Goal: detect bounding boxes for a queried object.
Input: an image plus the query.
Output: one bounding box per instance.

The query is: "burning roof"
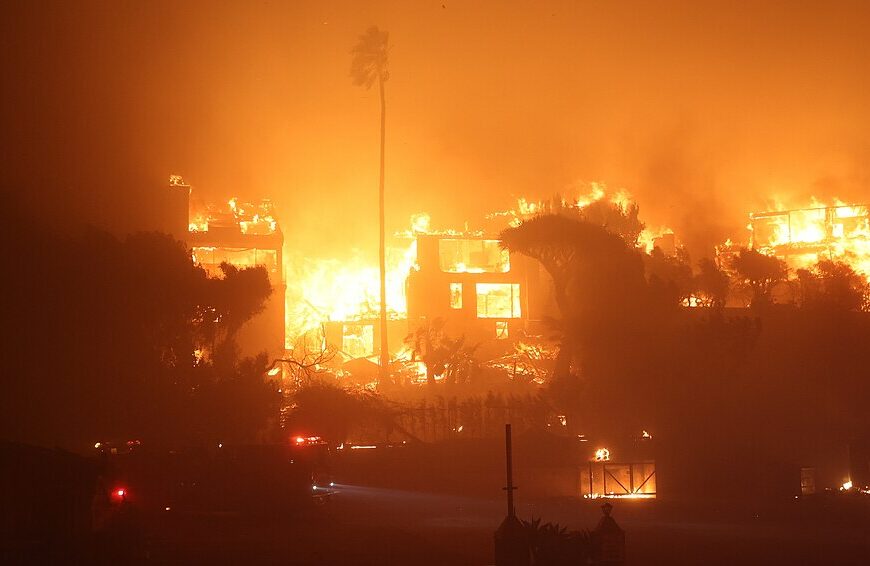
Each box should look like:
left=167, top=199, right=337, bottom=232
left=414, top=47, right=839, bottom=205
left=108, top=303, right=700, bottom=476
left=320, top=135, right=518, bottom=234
left=189, top=197, right=279, bottom=237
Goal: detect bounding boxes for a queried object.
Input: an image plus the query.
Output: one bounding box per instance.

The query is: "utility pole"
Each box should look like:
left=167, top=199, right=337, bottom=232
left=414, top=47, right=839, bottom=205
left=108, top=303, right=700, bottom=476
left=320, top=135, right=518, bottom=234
left=494, top=424, right=528, bottom=566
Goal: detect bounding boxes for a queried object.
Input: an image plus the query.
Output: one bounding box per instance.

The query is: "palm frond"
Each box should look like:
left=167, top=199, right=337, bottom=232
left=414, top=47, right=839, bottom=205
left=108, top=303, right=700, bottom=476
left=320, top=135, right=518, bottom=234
left=351, top=26, right=390, bottom=89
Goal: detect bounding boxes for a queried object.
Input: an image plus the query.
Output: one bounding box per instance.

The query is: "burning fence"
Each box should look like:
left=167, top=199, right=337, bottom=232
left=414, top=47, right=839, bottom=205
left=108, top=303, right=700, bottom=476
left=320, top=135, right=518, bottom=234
left=581, top=460, right=657, bottom=500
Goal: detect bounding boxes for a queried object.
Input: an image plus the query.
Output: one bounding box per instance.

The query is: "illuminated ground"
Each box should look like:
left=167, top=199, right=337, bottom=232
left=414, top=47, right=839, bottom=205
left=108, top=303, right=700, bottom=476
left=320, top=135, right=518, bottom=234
left=139, top=484, right=869, bottom=565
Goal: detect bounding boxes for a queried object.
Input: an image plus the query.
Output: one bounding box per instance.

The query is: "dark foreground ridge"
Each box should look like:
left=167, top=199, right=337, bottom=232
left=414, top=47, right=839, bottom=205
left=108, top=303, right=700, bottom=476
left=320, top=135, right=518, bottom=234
left=3, top=440, right=869, bottom=565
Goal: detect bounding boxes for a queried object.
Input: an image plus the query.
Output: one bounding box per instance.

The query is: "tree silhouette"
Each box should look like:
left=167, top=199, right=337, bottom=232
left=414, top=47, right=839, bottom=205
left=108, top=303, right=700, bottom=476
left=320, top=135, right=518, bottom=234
left=731, top=248, right=787, bottom=307
left=576, top=199, right=645, bottom=246
left=352, top=26, right=391, bottom=381
left=0, top=216, right=277, bottom=449
left=796, top=259, right=869, bottom=312
left=500, top=215, right=583, bottom=377
left=644, top=247, right=693, bottom=304
left=523, top=194, right=645, bottom=246
left=201, top=261, right=272, bottom=355
left=522, top=517, right=592, bottom=566
left=499, top=215, right=649, bottom=377
left=693, top=257, right=730, bottom=307
left=287, top=381, right=395, bottom=444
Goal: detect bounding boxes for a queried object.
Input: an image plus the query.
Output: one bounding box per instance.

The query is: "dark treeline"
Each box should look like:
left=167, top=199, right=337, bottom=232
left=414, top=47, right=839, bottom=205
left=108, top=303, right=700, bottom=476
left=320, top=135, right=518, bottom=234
left=0, top=203, right=279, bottom=451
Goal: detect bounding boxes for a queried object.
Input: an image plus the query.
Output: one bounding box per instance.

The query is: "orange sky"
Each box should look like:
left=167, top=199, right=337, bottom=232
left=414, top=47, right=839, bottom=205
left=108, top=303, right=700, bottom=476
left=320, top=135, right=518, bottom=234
left=3, top=1, right=869, bottom=257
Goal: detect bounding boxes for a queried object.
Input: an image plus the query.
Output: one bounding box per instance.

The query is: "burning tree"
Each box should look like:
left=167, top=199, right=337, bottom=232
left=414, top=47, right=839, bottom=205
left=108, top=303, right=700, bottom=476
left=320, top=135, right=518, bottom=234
left=574, top=198, right=644, bottom=247
left=499, top=215, right=587, bottom=377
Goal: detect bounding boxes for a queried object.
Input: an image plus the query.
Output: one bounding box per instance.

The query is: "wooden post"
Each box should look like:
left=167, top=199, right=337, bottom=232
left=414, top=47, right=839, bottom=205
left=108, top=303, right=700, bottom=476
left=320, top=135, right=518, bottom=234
left=505, top=423, right=516, bottom=516
left=494, top=423, right=528, bottom=566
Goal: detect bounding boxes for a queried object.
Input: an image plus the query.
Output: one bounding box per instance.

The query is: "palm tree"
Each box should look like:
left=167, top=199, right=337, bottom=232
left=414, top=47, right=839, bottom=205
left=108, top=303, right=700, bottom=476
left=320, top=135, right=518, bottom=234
left=351, top=26, right=390, bottom=381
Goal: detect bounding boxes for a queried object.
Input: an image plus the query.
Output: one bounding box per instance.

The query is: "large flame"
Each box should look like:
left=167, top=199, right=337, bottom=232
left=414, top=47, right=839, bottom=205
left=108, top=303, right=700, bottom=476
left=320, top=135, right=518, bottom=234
left=284, top=240, right=418, bottom=344
left=284, top=216, right=428, bottom=346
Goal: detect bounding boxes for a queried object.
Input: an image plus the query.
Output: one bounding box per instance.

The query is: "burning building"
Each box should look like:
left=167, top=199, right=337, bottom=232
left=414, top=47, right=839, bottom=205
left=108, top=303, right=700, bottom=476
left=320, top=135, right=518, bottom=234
left=749, top=202, right=870, bottom=276
left=711, top=199, right=870, bottom=307
left=166, top=176, right=286, bottom=361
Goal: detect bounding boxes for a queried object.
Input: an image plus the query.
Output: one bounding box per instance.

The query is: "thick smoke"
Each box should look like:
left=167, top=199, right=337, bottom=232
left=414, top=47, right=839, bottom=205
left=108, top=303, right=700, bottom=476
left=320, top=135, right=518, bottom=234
left=3, top=1, right=869, bottom=256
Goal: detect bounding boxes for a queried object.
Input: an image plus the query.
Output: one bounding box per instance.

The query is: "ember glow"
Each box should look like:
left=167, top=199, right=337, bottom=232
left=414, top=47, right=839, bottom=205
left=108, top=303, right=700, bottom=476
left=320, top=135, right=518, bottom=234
left=594, top=448, right=611, bottom=462
left=583, top=493, right=655, bottom=500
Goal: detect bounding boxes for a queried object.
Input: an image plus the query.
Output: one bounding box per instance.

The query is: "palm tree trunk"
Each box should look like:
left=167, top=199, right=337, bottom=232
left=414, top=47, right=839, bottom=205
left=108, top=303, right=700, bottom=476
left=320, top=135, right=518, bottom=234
left=553, top=282, right=572, bottom=378
left=378, top=77, right=390, bottom=381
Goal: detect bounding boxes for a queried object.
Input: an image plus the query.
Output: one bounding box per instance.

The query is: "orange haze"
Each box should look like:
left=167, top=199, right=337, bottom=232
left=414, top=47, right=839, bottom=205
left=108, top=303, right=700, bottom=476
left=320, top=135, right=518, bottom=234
left=3, top=1, right=870, bottom=261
